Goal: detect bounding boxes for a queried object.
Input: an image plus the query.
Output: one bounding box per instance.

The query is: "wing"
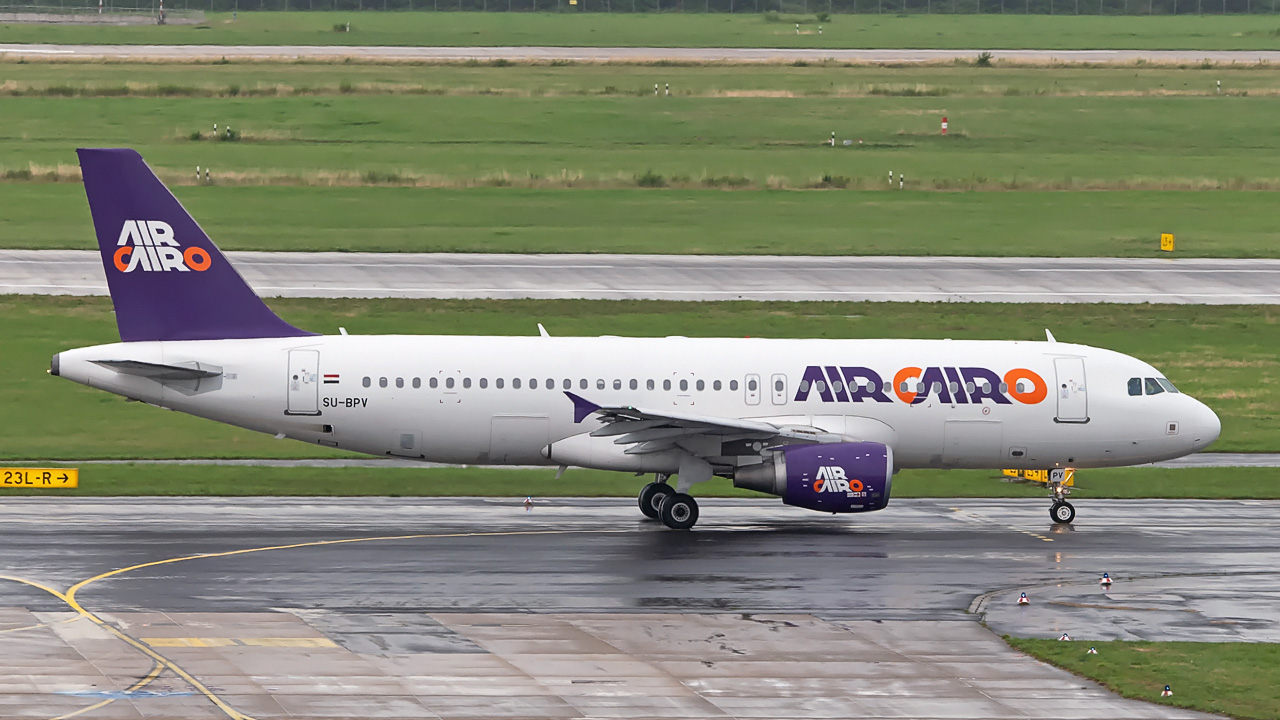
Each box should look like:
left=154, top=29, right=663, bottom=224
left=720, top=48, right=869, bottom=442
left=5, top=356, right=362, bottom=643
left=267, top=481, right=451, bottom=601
left=564, top=391, right=845, bottom=459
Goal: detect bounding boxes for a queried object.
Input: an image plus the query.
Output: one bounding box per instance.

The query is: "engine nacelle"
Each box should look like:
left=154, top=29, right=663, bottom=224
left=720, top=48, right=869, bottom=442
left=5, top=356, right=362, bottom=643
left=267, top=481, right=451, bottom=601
left=733, top=442, right=893, bottom=513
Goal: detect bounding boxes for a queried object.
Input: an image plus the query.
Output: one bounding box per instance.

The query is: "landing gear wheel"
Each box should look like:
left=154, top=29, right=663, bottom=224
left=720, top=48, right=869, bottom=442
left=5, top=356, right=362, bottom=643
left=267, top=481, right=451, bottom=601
left=1050, top=501, right=1076, bottom=525
left=638, top=482, right=673, bottom=520
left=659, top=493, right=699, bottom=530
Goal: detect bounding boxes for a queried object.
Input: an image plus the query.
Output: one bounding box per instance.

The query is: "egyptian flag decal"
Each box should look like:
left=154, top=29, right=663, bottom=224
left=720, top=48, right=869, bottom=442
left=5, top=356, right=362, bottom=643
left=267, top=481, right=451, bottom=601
left=323, top=374, right=340, bottom=385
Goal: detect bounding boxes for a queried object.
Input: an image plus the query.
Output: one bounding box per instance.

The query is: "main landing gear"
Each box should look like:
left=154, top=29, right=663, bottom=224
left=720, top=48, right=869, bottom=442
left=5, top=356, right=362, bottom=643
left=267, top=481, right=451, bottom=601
left=638, top=474, right=700, bottom=530
left=1048, top=471, right=1075, bottom=524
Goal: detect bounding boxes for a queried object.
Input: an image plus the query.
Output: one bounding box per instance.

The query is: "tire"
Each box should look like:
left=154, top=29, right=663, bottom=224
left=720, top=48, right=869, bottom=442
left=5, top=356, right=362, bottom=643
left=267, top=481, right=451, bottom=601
left=659, top=493, right=699, bottom=530
left=638, top=482, right=673, bottom=520
left=1050, top=501, right=1076, bottom=525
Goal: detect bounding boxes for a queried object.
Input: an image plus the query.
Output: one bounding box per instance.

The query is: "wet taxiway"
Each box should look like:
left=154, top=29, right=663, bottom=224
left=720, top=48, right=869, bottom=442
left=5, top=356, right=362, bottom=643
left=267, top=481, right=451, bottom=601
left=4, top=497, right=1270, bottom=719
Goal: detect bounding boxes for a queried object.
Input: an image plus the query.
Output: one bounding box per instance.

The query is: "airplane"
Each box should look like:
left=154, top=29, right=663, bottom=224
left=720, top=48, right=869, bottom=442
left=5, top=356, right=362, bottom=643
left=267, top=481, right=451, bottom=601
left=50, top=149, right=1221, bottom=530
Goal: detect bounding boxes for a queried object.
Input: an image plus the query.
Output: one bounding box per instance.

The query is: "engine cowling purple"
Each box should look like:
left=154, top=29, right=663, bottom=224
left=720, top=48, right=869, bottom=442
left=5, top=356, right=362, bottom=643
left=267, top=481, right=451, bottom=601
left=734, top=442, right=893, bottom=514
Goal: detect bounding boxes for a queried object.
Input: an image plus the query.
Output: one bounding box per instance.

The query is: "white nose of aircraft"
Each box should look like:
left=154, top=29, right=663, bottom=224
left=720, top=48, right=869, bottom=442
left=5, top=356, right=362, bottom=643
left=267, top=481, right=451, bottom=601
left=1189, top=397, right=1222, bottom=451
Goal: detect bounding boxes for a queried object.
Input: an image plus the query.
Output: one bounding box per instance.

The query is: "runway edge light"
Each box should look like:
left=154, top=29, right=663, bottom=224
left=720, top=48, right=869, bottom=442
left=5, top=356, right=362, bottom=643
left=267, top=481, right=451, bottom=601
left=1059, top=633, right=1070, bottom=641
left=1100, top=572, right=1112, bottom=586
left=1017, top=592, right=1029, bottom=606
left=1087, top=646, right=1098, bottom=655
left=1161, top=685, right=1173, bottom=697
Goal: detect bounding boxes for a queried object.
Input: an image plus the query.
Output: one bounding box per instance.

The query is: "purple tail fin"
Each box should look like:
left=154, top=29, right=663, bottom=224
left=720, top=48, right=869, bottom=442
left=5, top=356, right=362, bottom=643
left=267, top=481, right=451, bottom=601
left=78, top=148, right=316, bottom=343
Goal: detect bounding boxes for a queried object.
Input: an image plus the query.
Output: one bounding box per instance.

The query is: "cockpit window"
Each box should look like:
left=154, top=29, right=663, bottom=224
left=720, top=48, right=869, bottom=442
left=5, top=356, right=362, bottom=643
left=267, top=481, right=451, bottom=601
left=1127, top=378, right=1142, bottom=396
left=1144, top=377, right=1165, bottom=395
left=1157, top=378, right=1180, bottom=394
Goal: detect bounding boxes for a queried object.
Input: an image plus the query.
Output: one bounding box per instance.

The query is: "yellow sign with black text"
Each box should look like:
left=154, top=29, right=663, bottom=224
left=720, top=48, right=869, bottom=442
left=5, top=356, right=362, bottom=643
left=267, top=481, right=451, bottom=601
left=1, top=468, right=78, bottom=488
left=1160, top=233, right=1175, bottom=252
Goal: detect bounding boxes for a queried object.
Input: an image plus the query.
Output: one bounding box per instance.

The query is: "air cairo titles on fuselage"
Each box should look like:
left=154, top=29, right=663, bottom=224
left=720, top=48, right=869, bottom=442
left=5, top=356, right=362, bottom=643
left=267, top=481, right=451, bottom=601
left=795, top=365, right=1048, bottom=406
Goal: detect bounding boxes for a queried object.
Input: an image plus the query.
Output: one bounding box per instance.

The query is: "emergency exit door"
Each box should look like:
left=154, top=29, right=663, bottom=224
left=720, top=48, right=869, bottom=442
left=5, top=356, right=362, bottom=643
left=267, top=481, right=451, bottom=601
left=1054, top=357, right=1088, bottom=423
left=286, top=349, right=320, bottom=415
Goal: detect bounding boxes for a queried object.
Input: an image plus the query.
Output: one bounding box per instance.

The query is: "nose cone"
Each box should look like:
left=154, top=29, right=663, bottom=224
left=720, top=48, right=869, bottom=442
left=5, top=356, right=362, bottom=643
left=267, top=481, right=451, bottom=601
left=1190, top=398, right=1221, bottom=451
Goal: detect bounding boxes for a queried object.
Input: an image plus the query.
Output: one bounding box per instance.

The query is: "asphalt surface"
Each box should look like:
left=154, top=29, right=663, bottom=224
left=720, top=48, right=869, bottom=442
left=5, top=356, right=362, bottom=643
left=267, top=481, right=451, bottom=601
left=7, top=250, right=1280, bottom=303
left=2, top=43, right=1278, bottom=64
left=5, top=497, right=1269, bottom=719
left=2, top=497, right=1275, bottom=637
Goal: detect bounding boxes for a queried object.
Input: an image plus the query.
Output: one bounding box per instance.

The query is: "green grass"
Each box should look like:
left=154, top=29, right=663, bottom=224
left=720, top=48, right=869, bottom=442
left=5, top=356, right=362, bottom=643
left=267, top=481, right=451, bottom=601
left=5, top=74, right=1278, bottom=189
left=1009, top=638, right=1280, bottom=720
left=7, top=184, right=1279, bottom=257
left=2, top=61, right=1279, bottom=256
left=6, top=295, right=1276, bottom=459
left=2, top=13, right=1280, bottom=49
left=1, top=464, right=1278, bottom=498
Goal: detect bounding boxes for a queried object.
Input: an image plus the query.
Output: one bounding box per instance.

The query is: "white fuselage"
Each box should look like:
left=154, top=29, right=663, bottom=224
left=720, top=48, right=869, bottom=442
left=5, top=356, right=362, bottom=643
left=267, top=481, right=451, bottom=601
left=54, top=335, right=1221, bottom=473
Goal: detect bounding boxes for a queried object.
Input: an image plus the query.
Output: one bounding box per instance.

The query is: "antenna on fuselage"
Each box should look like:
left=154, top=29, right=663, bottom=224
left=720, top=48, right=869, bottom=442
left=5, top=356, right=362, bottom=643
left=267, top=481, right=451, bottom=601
left=538, top=323, right=550, bottom=338
left=1045, top=329, right=1056, bottom=343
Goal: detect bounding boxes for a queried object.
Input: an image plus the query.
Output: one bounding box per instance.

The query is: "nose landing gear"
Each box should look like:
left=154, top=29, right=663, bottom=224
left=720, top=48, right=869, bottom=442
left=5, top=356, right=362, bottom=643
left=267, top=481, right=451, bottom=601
left=1048, top=470, right=1075, bottom=524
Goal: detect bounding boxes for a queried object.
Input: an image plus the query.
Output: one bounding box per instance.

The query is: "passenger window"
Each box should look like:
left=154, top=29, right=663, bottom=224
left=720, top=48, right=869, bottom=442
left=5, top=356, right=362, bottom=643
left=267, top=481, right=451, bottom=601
left=530, top=378, right=538, bottom=389
left=496, top=378, right=504, bottom=389
left=614, top=379, right=622, bottom=390
left=964, top=382, right=975, bottom=394
left=630, top=379, right=638, bottom=390
left=748, top=379, right=758, bottom=391
left=899, top=382, right=909, bottom=393
left=696, top=380, right=705, bottom=391
left=597, top=379, right=605, bottom=390
left=1128, top=377, right=1142, bottom=396
left=445, top=377, right=454, bottom=389
left=775, top=379, right=784, bottom=392
left=580, top=379, right=588, bottom=390
left=948, top=382, right=958, bottom=394
left=430, top=377, right=438, bottom=389
left=714, top=380, right=722, bottom=391
left=562, top=379, right=571, bottom=390
left=379, top=377, right=388, bottom=388
left=663, top=379, right=672, bottom=391
left=1145, top=377, right=1164, bottom=395
left=513, top=378, right=521, bottom=389
left=412, top=377, right=421, bottom=389
left=730, top=380, right=739, bottom=391
left=647, top=379, right=655, bottom=390
left=362, top=377, right=371, bottom=388
left=816, top=381, right=826, bottom=393
left=463, top=378, right=471, bottom=389
left=546, top=378, right=553, bottom=390
left=998, top=382, right=1008, bottom=394
left=679, top=379, right=688, bottom=391
left=832, top=381, right=844, bottom=393
left=480, top=378, right=488, bottom=389
left=1157, top=378, right=1180, bottom=394
left=396, top=377, right=404, bottom=388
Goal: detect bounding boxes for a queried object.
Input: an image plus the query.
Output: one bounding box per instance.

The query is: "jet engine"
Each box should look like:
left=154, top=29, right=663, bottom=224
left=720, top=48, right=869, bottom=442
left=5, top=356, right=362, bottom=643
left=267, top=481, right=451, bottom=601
left=733, top=442, right=893, bottom=513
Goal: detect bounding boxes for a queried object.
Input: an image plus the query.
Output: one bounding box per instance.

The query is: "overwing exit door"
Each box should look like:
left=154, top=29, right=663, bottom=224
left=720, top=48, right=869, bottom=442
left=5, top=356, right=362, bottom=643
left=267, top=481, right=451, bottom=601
left=286, top=349, right=320, bottom=416
left=1054, top=357, right=1088, bottom=423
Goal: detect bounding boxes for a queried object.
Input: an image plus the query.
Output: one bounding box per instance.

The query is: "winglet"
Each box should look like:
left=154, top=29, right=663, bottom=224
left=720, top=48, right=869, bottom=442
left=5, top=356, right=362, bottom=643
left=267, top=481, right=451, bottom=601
left=564, top=391, right=601, bottom=423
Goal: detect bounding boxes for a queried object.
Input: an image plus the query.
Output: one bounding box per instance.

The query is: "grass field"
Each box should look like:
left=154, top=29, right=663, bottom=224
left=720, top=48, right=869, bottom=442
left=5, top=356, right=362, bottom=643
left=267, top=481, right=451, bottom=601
left=6, top=295, right=1276, bottom=459
left=1010, top=638, right=1280, bottom=720
left=3, top=61, right=1279, bottom=255
left=8, top=184, right=1279, bottom=256
left=2, top=13, right=1279, bottom=49
left=1, top=463, right=1278, bottom=497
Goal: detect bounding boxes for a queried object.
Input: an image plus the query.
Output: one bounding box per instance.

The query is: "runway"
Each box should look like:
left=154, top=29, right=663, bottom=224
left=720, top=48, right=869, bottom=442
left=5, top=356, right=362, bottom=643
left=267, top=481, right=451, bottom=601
left=2, top=43, right=1278, bottom=65
left=6, top=249, right=1280, bottom=303
left=1, top=497, right=1273, bottom=719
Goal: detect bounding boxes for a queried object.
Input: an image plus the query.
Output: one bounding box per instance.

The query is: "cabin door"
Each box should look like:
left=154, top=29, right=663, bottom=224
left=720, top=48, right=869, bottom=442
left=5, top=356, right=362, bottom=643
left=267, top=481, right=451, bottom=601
left=1054, top=357, right=1089, bottom=423
left=286, top=350, right=320, bottom=416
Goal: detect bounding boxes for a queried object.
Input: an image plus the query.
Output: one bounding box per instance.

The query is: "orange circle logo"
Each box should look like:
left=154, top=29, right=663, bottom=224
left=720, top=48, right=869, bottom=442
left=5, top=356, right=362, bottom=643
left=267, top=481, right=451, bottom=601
left=183, top=247, right=212, bottom=272
left=1004, top=368, right=1048, bottom=404
left=112, top=246, right=132, bottom=272
left=849, top=479, right=864, bottom=492
left=893, top=366, right=922, bottom=404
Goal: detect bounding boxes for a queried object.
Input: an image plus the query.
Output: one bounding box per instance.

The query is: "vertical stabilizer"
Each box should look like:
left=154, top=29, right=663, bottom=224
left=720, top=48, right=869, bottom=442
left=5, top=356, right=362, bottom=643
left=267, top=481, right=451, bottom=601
left=77, top=148, right=316, bottom=342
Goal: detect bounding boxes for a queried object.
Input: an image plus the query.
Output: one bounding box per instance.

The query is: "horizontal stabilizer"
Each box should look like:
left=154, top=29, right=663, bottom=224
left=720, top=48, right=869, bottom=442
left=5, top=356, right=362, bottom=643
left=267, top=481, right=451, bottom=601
left=92, top=359, right=222, bottom=381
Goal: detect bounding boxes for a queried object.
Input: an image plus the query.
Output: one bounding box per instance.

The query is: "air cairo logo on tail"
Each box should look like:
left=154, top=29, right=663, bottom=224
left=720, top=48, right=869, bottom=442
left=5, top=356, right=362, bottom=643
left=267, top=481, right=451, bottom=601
left=112, top=220, right=212, bottom=273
